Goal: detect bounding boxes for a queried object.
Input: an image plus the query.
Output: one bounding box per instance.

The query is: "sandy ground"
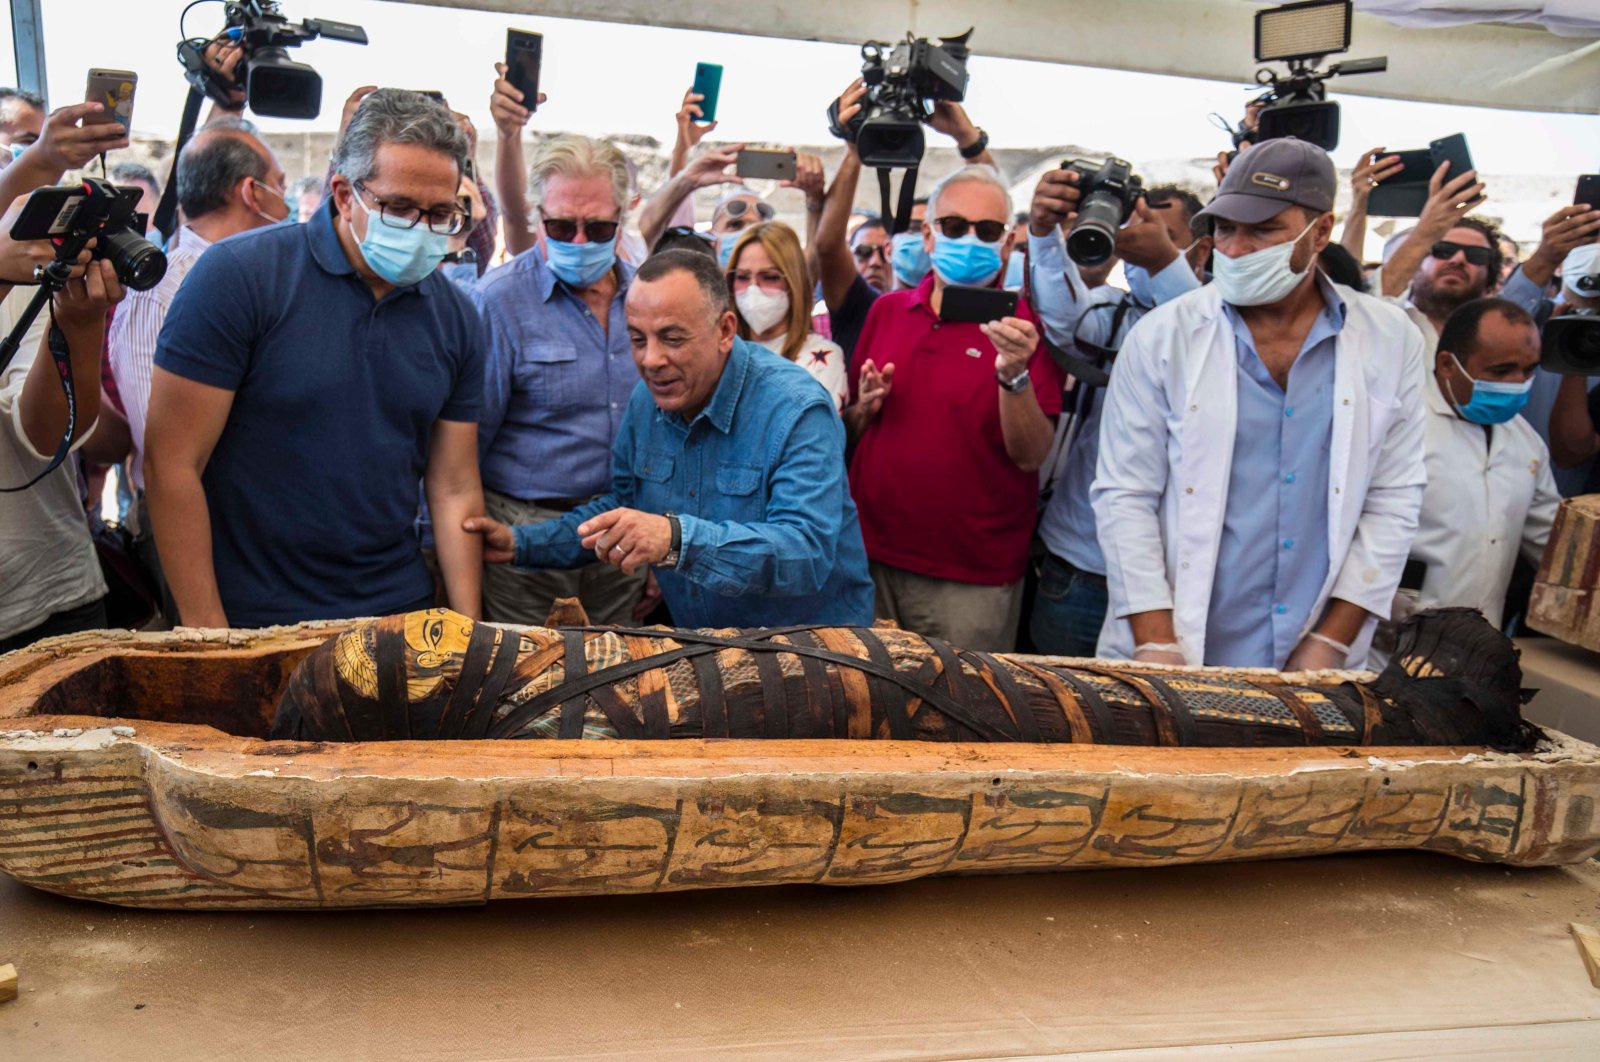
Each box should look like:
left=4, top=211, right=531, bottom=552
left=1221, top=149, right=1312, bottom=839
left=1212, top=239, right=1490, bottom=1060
left=3, top=851, right=1600, bottom=1060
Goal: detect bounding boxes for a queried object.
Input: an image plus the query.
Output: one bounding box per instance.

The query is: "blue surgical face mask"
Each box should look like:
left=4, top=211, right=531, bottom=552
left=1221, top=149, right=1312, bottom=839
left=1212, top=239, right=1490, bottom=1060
left=441, top=259, right=480, bottom=289
left=891, top=230, right=931, bottom=287
left=1003, top=249, right=1026, bottom=291
left=351, top=190, right=449, bottom=287
left=546, top=235, right=617, bottom=287
left=1123, top=263, right=1153, bottom=306
left=717, top=231, right=739, bottom=268
left=5, top=142, right=25, bottom=163
left=1446, top=351, right=1532, bottom=425
left=930, top=232, right=1003, bottom=288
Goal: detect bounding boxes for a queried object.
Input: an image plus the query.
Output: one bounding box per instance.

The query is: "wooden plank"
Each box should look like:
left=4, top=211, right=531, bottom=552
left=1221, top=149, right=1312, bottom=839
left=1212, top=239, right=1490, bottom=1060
left=1530, top=496, right=1600, bottom=652
left=1572, top=923, right=1600, bottom=989
left=0, top=961, right=16, bottom=1003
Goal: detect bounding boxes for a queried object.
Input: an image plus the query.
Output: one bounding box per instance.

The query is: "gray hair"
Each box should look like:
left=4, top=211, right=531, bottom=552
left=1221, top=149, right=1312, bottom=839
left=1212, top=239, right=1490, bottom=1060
left=331, top=89, right=467, bottom=185
left=177, top=130, right=270, bottom=219
left=927, top=165, right=1013, bottom=224
left=529, top=133, right=631, bottom=221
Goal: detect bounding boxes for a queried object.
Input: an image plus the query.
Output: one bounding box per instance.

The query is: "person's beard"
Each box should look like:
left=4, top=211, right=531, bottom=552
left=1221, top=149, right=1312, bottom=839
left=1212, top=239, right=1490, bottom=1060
left=1410, top=266, right=1487, bottom=320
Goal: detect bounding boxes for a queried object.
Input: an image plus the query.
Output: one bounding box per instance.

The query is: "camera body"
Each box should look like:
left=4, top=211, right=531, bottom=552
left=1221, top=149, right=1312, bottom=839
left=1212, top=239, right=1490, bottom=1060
left=1542, top=309, right=1600, bottom=376
left=180, top=1, right=367, bottom=119
left=1063, top=157, right=1144, bottom=267
left=838, top=29, right=972, bottom=169
left=10, top=179, right=166, bottom=291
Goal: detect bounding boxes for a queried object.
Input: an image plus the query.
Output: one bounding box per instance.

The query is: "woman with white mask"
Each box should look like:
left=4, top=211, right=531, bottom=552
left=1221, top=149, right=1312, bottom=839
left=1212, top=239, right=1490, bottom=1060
left=727, top=221, right=847, bottom=413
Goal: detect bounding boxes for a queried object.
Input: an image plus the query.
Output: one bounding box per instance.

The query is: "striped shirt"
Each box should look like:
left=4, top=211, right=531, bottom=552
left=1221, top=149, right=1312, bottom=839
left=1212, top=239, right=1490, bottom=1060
left=107, top=226, right=212, bottom=490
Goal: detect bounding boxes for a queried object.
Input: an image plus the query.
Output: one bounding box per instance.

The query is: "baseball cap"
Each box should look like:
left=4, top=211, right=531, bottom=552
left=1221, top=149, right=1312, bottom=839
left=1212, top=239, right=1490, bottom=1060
left=1197, top=138, right=1336, bottom=225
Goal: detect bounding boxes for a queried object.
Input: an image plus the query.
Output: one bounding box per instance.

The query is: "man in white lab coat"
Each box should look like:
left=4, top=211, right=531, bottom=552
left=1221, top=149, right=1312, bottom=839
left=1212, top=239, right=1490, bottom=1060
left=1092, top=138, right=1426, bottom=671
left=1389, top=297, right=1558, bottom=635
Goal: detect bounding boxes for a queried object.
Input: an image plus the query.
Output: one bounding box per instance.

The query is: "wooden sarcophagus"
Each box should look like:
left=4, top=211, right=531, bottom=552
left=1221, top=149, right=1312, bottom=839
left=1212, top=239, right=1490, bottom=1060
left=1, top=607, right=1598, bottom=910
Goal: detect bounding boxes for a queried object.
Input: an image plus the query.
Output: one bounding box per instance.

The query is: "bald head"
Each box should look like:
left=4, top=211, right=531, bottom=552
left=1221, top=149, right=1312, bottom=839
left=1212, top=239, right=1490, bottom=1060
left=177, top=129, right=285, bottom=222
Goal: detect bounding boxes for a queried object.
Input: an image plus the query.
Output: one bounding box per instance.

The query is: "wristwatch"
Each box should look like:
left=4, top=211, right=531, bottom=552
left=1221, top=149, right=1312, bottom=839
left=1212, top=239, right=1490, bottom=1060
left=958, top=128, right=990, bottom=159
left=996, top=368, right=1031, bottom=393
left=662, top=512, right=682, bottom=569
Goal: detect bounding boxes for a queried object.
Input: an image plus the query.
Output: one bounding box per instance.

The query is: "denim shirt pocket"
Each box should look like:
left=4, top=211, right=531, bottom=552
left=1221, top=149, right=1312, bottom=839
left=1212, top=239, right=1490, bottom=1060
left=512, top=342, right=578, bottom=408
left=714, top=463, right=765, bottom=521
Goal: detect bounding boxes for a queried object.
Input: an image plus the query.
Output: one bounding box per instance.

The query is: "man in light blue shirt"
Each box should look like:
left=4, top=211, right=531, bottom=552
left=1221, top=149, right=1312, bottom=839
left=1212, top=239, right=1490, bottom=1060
left=476, top=134, right=646, bottom=626
left=466, top=250, right=874, bottom=630
left=1027, top=183, right=1209, bottom=656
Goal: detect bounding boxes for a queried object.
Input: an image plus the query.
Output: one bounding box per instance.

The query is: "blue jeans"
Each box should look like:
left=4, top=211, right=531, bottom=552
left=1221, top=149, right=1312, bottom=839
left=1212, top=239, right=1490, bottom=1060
left=1028, top=552, right=1109, bottom=658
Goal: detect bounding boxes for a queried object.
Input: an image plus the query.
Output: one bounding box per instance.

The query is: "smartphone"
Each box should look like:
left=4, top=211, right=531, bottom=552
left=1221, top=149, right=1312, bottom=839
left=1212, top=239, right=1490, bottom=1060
left=10, top=184, right=121, bottom=240
left=1429, top=133, right=1476, bottom=182
left=1363, top=147, right=1432, bottom=218
left=1575, top=175, right=1600, bottom=211
left=505, top=29, right=542, bottom=113
left=736, top=149, right=796, bottom=181
left=691, top=62, right=723, bottom=125
left=84, top=69, right=136, bottom=129
left=940, top=284, right=1018, bottom=325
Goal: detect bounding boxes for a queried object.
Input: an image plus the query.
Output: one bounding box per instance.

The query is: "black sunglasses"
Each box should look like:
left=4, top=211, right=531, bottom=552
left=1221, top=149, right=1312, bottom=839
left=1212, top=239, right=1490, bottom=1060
left=934, top=215, right=1008, bottom=243
left=853, top=243, right=889, bottom=262
left=1430, top=241, right=1494, bottom=267
left=540, top=210, right=621, bottom=244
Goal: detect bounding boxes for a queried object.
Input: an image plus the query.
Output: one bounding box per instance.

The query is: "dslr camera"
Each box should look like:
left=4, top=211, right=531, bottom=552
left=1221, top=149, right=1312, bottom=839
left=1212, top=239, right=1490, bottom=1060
left=179, top=0, right=367, bottom=119
left=1062, top=157, right=1144, bottom=267
left=1541, top=267, right=1600, bottom=375
left=10, top=178, right=167, bottom=291
left=829, top=29, right=972, bottom=169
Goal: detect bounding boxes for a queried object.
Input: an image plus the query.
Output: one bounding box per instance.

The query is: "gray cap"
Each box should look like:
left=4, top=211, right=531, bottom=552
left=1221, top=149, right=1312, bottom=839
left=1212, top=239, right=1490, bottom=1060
left=1196, top=137, right=1336, bottom=225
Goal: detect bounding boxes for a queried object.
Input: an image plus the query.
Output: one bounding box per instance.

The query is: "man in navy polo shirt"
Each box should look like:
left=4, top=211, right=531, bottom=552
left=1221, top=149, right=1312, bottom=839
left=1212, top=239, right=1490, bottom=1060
left=145, top=90, right=487, bottom=628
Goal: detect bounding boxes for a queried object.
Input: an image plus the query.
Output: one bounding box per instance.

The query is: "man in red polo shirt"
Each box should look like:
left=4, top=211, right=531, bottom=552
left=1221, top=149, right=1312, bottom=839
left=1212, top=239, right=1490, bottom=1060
left=847, top=165, right=1066, bottom=651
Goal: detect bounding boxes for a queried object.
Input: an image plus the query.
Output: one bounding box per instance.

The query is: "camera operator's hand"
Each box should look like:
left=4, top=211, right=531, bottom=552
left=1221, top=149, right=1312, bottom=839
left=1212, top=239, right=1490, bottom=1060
left=337, top=85, right=379, bottom=143
left=53, top=258, right=125, bottom=326
left=675, top=89, right=716, bottom=149
left=1115, top=198, right=1180, bottom=272
left=831, top=79, right=867, bottom=157
left=0, top=199, right=82, bottom=285
left=1523, top=203, right=1600, bottom=288
left=1350, top=146, right=1403, bottom=209
left=929, top=102, right=979, bottom=150
left=781, top=150, right=826, bottom=211
left=1029, top=168, right=1082, bottom=238
left=1415, top=161, right=1486, bottom=243
left=490, top=63, right=546, bottom=138
left=1211, top=142, right=1250, bottom=187
left=202, top=37, right=247, bottom=111
left=982, top=316, right=1039, bottom=384
left=29, top=102, right=129, bottom=173
left=683, top=143, right=745, bottom=190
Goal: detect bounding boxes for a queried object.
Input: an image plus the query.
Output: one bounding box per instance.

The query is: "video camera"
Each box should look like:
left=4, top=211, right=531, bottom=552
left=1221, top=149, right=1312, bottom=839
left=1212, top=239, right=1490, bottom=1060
left=178, top=0, right=367, bottom=120
left=829, top=29, right=972, bottom=170
left=1062, top=157, right=1144, bottom=267
left=11, top=179, right=166, bottom=292
left=1241, top=0, right=1386, bottom=152
left=1541, top=263, right=1600, bottom=375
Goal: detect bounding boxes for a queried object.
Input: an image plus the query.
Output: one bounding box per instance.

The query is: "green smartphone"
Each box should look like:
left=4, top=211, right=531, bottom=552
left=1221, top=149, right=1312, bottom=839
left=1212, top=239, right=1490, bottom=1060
left=691, top=62, right=722, bottom=124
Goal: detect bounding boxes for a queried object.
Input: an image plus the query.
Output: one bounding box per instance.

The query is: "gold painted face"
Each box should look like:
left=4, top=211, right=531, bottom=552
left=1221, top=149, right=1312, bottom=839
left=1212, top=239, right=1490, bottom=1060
left=403, top=609, right=475, bottom=701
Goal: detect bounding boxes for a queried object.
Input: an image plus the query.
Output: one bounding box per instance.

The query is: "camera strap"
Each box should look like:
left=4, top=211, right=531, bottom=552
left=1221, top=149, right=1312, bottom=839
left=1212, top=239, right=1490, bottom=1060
left=876, top=166, right=921, bottom=236
left=0, top=316, right=78, bottom=494
left=152, top=86, right=206, bottom=244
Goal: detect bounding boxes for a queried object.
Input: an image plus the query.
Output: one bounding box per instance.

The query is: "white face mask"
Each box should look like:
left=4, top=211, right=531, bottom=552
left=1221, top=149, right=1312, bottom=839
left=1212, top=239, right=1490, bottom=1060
left=735, top=285, right=790, bottom=335
left=1211, top=216, right=1318, bottom=308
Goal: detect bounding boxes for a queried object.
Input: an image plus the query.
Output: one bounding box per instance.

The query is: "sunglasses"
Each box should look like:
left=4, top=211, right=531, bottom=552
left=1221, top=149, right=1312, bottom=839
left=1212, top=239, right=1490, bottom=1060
left=721, top=199, right=775, bottom=222
left=933, top=215, right=1008, bottom=243
left=540, top=210, right=621, bottom=244
left=1430, top=241, right=1494, bottom=268
left=853, top=243, right=889, bottom=262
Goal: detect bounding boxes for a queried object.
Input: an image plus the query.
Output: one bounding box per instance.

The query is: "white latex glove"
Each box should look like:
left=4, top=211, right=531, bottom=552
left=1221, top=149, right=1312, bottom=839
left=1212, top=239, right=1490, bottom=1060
left=1133, top=642, right=1187, bottom=667
left=1284, top=634, right=1348, bottom=673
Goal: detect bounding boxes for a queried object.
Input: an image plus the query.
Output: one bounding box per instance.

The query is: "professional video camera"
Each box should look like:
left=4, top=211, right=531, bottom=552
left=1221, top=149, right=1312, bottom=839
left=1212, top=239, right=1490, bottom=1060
left=178, top=0, right=367, bottom=120
left=11, top=179, right=166, bottom=292
left=1239, top=0, right=1387, bottom=152
left=829, top=29, right=972, bottom=170
left=1542, top=311, right=1600, bottom=376
left=1061, top=157, right=1144, bottom=267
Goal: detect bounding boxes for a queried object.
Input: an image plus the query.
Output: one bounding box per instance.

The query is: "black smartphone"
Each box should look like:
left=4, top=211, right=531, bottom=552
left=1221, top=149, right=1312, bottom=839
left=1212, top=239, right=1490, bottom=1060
left=735, top=149, right=796, bottom=181
left=11, top=185, right=94, bottom=240
left=1576, top=175, right=1600, bottom=211
left=691, top=62, right=722, bottom=124
left=940, top=285, right=1018, bottom=324
left=505, top=29, right=542, bottom=112
left=1365, top=147, right=1433, bottom=218
left=1429, top=133, right=1475, bottom=182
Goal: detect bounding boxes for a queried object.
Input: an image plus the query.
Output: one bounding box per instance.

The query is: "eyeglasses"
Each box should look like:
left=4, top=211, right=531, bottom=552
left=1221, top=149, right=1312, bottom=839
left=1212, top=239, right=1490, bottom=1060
left=933, top=215, right=1008, bottom=243
left=720, top=199, right=775, bottom=222
left=728, top=268, right=788, bottom=293
left=1430, top=241, right=1494, bottom=267
left=539, top=210, right=621, bottom=244
left=353, top=181, right=468, bottom=236
left=853, top=243, right=889, bottom=262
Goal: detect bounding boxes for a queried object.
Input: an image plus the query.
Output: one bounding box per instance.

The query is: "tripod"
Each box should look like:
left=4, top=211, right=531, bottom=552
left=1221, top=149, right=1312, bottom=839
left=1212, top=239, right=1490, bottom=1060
left=0, top=256, right=87, bottom=493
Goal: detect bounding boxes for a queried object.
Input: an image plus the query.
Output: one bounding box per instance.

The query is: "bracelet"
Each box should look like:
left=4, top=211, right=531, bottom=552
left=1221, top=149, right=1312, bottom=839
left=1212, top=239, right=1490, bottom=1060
left=1305, top=631, right=1352, bottom=656
left=958, top=127, right=990, bottom=160
left=996, top=368, right=1031, bottom=393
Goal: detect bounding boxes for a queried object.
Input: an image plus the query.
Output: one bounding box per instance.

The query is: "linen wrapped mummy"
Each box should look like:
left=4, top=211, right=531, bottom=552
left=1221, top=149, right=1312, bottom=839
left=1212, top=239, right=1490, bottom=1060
left=270, top=607, right=1537, bottom=751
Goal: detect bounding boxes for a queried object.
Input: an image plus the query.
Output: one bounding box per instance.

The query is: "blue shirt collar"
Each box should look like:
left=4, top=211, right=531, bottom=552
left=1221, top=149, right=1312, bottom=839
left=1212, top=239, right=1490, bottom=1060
left=1222, top=269, right=1347, bottom=362
left=673, top=337, right=752, bottom=435
left=307, top=197, right=356, bottom=277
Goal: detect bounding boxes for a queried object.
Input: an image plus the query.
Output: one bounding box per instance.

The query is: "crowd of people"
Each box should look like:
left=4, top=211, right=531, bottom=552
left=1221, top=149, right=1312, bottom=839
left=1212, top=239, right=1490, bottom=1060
left=2, top=54, right=1598, bottom=676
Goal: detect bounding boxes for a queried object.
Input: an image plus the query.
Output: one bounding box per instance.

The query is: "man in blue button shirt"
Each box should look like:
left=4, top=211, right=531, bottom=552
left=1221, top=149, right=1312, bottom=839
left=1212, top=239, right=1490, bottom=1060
left=475, top=134, right=647, bottom=627
left=466, top=250, right=874, bottom=630
left=146, top=90, right=486, bottom=628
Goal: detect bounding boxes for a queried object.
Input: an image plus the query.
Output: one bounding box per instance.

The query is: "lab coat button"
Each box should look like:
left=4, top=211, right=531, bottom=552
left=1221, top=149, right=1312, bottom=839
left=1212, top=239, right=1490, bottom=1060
left=1274, top=604, right=1287, bottom=615
left=1185, top=486, right=1194, bottom=494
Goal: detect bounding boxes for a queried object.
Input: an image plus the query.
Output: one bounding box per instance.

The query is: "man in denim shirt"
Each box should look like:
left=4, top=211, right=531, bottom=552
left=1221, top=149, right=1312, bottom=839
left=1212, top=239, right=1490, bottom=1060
left=467, top=250, right=874, bottom=629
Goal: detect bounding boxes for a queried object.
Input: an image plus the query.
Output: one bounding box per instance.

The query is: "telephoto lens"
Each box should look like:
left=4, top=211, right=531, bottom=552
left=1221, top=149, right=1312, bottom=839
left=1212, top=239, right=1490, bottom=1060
left=99, top=227, right=167, bottom=291
left=1062, top=157, right=1144, bottom=267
